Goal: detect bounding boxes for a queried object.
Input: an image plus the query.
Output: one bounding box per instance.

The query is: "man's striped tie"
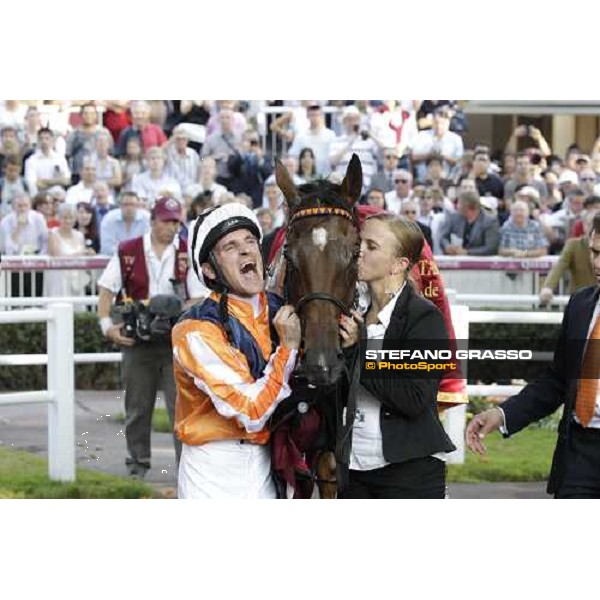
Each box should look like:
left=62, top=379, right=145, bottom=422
left=576, top=315, right=600, bottom=427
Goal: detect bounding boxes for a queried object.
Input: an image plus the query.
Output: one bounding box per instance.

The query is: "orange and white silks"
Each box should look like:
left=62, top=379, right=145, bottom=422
left=172, top=291, right=298, bottom=446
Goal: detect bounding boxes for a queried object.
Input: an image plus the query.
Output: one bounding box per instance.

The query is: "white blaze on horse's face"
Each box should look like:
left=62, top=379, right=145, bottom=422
left=312, top=227, right=328, bottom=252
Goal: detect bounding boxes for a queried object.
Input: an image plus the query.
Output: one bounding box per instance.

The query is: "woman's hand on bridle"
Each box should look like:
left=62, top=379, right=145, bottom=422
left=339, top=309, right=363, bottom=348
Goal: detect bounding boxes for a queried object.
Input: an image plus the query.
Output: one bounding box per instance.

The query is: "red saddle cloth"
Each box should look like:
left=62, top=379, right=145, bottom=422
left=271, top=407, right=322, bottom=499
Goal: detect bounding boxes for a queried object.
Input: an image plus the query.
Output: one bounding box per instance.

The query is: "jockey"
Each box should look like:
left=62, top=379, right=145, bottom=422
left=172, top=202, right=301, bottom=499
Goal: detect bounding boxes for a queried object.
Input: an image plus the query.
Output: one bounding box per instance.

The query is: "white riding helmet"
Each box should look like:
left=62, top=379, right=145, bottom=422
left=190, top=202, right=263, bottom=288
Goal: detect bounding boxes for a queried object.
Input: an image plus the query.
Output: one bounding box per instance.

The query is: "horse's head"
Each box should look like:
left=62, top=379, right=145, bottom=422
left=275, top=154, right=363, bottom=386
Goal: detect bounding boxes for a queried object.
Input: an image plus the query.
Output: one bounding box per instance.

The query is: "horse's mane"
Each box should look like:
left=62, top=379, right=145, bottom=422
left=295, top=179, right=351, bottom=212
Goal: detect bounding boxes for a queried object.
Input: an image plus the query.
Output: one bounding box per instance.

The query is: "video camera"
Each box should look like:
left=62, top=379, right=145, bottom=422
left=112, top=294, right=184, bottom=342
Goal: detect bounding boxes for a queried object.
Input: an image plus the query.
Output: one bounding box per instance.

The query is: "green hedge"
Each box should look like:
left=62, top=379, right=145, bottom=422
left=0, top=316, right=562, bottom=392
left=0, top=313, right=121, bottom=391
left=468, top=321, right=561, bottom=382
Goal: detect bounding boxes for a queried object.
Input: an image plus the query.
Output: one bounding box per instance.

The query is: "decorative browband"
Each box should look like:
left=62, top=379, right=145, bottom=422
left=289, top=205, right=355, bottom=226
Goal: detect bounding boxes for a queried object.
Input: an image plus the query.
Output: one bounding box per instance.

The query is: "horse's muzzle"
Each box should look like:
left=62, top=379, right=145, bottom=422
left=296, top=349, right=345, bottom=386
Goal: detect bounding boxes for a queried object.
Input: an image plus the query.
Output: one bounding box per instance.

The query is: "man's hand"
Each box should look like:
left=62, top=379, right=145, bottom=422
left=105, top=324, right=136, bottom=347
left=446, top=245, right=467, bottom=256
left=529, top=126, right=542, bottom=141
left=339, top=309, right=363, bottom=348
left=539, top=287, right=554, bottom=305
left=465, top=407, right=504, bottom=455
left=514, top=125, right=528, bottom=137
left=273, top=305, right=301, bottom=350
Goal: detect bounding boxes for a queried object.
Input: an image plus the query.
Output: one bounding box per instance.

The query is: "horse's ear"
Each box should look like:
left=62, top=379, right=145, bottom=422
left=340, top=153, right=363, bottom=206
left=275, top=157, right=300, bottom=211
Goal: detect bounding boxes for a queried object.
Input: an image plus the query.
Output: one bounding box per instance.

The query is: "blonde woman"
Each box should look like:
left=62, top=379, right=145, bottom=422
left=339, top=213, right=455, bottom=498
left=45, top=203, right=91, bottom=305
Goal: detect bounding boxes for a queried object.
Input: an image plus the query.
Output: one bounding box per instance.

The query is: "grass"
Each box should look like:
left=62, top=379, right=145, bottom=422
left=448, top=426, right=556, bottom=483
left=0, top=446, right=156, bottom=499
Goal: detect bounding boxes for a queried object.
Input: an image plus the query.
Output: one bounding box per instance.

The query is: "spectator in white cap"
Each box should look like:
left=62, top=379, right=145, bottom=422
left=557, top=169, right=578, bottom=197
left=166, top=125, right=200, bottom=190
left=328, top=105, right=379, bottom=192
left=515, top=184, right=540, bottom=207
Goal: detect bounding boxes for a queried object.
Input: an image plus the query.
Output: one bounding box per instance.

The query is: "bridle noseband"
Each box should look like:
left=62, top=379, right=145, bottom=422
left=283, top=204, right=360, bottom=316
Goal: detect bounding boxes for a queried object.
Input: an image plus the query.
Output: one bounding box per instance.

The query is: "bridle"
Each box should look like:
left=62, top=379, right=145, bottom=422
left=283, top=204, right=360, bottom=317
left=272, top=201, right=365, bottom=496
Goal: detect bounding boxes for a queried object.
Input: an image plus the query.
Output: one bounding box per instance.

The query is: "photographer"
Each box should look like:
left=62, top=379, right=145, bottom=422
left=235, top=131, right=272, bottom=207
left=504, top=124, right=552, bottom=159
left=97, top=195, right=203, bottom=479
left=328, top=105, right=379, bottom=193
left=504, top=153, right=549, bottom=201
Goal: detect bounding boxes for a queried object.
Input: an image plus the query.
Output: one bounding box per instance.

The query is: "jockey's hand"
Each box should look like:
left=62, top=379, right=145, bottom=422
left=465, top=407, right=504, bottom=455
left=274, top=305, right=301, bottom=350
left=339, top=309, right=363, bottom=348
left=106, top=324, right=136, bottom=348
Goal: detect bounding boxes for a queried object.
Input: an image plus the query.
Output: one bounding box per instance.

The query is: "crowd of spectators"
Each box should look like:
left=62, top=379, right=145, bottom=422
left=2, top=99, right=600, bottom=299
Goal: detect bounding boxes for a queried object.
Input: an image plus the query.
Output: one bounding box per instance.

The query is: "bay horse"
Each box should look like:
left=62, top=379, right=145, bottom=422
left=269, top=154, right=363, bottom=498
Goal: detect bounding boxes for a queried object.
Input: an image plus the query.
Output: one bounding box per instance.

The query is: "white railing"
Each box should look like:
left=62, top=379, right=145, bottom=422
left=456, top=294, right=570, bottom=307
left=0, top=303, right=75, bottom=481
left=0, top=255, right=108, bottom=305
left=468, top=310, right=563, bottom=324
left=0, top=296, right=99, bottom=307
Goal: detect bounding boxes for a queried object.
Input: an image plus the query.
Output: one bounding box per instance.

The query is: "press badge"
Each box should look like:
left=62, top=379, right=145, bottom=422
left=342, top=407, right=365, bottom=427
left=353, top=408, right=366, bottom=428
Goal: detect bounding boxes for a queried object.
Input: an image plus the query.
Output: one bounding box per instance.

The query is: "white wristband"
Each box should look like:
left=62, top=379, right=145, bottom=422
left=100, top=317, right=114, bottom=337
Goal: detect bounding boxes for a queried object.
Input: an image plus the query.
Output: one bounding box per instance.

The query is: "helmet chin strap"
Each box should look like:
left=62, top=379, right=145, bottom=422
left=208, top=250, right=235, bottom=346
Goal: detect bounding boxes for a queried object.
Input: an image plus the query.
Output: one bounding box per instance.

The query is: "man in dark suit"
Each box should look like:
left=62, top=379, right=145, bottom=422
left=467, top=214, right=600, bottom=498
left=439, top=190, right=500, bottom=255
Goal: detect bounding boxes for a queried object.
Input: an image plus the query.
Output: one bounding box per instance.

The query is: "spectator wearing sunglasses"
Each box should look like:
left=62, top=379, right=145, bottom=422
left=401, top=199, right=432, bottom=249
left=369, top=148, right=398, bottom=193
left=384, top=169, right=413, bottom=215
left=423, top=156, right=451, bottom=193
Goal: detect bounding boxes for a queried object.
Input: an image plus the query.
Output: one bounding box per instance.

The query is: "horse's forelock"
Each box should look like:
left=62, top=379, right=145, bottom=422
left=295, top=179, right=350, bottom=211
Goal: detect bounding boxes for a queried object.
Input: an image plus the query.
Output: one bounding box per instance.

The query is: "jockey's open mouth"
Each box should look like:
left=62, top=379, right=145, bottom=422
left=240, top=260, right=257, bottom=275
